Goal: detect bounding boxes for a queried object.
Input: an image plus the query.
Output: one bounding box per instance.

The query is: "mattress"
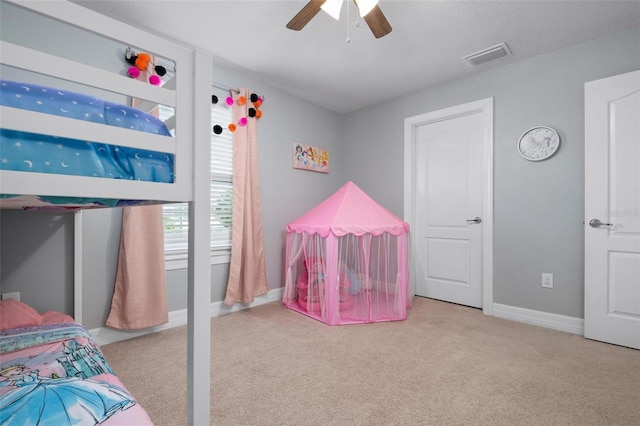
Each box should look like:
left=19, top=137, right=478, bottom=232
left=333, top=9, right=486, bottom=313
left=0, top=79, right=175, bottom=209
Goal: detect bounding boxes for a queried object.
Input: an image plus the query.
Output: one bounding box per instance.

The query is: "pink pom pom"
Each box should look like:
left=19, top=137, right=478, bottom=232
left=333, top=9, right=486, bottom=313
left=238, top=117, right=247, bottom=126
left=225, top=96, right=234, bottom=106
left=149, top=75, right=161, bottom=86
left=128, top=66, right=140, bottom=78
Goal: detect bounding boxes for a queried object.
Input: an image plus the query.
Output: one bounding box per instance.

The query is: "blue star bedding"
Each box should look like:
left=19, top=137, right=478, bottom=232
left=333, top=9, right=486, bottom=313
left=0, top=322, right=153, bottom=425
left=0, top=79, right=174, bottom=210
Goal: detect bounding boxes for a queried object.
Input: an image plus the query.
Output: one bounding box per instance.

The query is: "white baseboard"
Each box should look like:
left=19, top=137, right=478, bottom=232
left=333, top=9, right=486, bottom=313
left=90, top=287, right=285, bottom=346
left=492, top=303, right=584, bottom=336
left=91, top=293, right=582, bottom=346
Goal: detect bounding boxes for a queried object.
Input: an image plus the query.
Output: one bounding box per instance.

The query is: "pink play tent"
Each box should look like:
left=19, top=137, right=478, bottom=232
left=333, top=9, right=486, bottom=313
left=283, top=181, right=411, bottom=325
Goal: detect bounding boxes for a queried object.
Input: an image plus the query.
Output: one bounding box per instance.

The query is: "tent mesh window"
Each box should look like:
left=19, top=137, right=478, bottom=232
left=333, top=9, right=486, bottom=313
left=283, top=182, right=410, bottom=325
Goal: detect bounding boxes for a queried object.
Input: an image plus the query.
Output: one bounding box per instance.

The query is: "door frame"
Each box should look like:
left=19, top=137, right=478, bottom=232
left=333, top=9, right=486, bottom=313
left=404, top=98, right=494, bottom=315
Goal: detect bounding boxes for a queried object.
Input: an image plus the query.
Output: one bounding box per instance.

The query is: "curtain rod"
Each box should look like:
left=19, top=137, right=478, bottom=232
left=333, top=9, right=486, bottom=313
left=211, top=83, right=264, bottom=101
left=212, top=82, right=240, bottom=94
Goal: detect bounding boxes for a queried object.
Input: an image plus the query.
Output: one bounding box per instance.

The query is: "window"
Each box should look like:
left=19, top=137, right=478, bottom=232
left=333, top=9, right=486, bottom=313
left=162, top=86, right=233, bottom=269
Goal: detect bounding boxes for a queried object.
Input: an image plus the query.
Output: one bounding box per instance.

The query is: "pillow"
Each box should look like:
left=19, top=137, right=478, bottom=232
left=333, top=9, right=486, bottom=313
left=41, top=310, right=75, bottom=325
left=0, top=299, right=43, bottom=330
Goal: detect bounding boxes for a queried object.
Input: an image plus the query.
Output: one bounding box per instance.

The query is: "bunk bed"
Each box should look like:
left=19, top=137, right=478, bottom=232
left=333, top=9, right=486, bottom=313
left=0, top=1, right=213, bottom=424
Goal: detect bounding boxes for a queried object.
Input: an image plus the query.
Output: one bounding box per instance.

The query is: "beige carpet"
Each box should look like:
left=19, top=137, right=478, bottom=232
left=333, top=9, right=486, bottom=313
left=101, top=297, right=640, bottom=426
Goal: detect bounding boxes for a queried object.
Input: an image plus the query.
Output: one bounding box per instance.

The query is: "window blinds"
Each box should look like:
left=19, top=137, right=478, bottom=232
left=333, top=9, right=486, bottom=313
left=162, top=86, right=233, bottom=253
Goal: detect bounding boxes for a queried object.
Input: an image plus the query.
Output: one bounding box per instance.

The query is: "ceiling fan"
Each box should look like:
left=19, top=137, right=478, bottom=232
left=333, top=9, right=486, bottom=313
left=286, top=0, right=392, bottom=39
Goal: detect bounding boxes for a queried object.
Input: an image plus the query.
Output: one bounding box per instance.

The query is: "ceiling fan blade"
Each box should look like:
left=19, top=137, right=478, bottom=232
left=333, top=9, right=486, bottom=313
left=286, top=0, right=326, bottom=31
left=362, top=5, right=392, bottom=38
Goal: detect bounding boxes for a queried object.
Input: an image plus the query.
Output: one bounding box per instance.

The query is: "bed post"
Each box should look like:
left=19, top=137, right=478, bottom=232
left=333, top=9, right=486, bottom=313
left=74, top=210, right=83, bottom=324
left=187, top=48, right=213, bottom=425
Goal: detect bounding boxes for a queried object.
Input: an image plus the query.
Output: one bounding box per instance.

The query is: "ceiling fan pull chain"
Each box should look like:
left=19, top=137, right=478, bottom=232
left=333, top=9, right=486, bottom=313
left=346, top=0, right=351, bottom=43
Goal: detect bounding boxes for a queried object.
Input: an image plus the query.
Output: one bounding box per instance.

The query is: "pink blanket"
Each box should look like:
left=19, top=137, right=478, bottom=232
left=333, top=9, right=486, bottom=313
left=0, top=323, right=153, bottom=425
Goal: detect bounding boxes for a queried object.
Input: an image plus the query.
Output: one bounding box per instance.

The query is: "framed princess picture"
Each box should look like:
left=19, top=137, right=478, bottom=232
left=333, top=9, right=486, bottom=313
left=292, top=143, right=329, bottom=174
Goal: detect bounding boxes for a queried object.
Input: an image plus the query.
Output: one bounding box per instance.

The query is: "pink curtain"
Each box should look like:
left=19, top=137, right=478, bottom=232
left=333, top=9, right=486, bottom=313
left=224, top=88, right=268, bottom=305
left=106, top=62, right=168, bottom=329
left=106, top=205, right=168, bottom=329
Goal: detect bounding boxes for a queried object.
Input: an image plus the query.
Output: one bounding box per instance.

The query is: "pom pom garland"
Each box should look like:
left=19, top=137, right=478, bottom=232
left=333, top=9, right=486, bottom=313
left=211, top=91, right=265, bottom=135
left=125, top=47, right=137, bottom=65
left=127, top=66, right=141, bottom=79
left=135, top=52, right=151, bottom=70
left=124, top=47, right=168, bottom=86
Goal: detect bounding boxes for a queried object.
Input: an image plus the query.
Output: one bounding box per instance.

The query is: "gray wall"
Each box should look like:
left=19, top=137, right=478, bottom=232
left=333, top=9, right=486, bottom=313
left=0, top=3, right=344, bottom=328
left=0, top=59, right=344, bottom=329
left=77, top=61, right=345, bottom=328
left=0, top=211, right=74, bottom=315
left=0, top=2, right=126, bottom=321
left=2, top=1, right=639, bottom=327
left=342, top=25, right=640, bottom=319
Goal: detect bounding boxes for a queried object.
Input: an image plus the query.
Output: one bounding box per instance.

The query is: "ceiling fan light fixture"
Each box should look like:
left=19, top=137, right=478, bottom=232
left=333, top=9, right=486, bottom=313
left=287, top=0, right=391, bottom=39
left=321, top=0, right=343, bottom=20
left=357, top=0, right=379, bottom=17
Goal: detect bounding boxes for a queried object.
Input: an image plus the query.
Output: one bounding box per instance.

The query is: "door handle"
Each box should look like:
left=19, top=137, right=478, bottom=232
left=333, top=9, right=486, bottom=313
left=589, top=218, right=612, bottom=228
left=466, top=217, right=482, bottom=224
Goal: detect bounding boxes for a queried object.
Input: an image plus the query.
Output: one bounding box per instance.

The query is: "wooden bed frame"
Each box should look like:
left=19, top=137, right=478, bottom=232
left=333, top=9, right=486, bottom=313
left=0, top=1, right=213, bottom=424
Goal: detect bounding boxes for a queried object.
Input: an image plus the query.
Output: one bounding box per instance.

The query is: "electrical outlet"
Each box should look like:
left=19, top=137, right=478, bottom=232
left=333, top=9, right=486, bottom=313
left=1, top=292, right=20, bottom=301
left=541, top=273, right=553, bottom=289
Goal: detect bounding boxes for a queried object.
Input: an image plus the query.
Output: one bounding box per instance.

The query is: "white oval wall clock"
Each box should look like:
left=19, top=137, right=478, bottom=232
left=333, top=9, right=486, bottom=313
left=517, top=126, right=561, bottom=161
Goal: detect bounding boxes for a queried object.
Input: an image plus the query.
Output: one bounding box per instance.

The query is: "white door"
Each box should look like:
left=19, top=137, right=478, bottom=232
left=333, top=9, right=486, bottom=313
left=584, top=70, right=640, bottom=350
left=405, top=99, right=493, bottom=310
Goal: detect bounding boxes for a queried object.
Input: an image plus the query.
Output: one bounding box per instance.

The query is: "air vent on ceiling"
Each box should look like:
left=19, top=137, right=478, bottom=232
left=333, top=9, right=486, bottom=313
left=462, top=42, right=512, bottom=67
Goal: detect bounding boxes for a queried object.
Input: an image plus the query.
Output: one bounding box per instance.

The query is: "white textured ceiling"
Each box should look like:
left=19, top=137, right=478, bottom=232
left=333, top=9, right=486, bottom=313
left=73, top=0, right=640, bottom=114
